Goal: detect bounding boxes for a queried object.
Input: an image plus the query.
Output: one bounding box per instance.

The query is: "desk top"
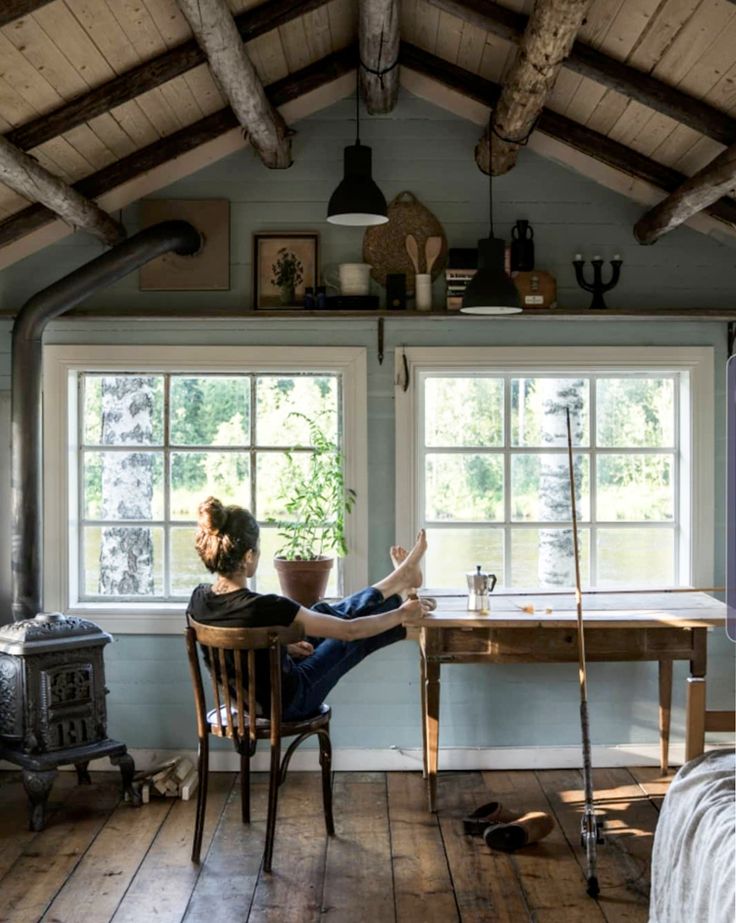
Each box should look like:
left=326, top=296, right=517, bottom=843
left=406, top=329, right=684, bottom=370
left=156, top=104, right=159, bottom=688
left=420, top=591, right=727, bottom=630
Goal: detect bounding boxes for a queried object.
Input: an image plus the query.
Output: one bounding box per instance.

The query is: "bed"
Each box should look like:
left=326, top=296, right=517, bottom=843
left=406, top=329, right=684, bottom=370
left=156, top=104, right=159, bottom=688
left=649, top=748, right=735, bottom=923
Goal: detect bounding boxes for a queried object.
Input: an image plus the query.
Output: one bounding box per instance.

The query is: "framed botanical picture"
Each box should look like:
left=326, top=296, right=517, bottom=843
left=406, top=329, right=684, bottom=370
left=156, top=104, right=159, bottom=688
left=253, top=232, right=319, bottom=309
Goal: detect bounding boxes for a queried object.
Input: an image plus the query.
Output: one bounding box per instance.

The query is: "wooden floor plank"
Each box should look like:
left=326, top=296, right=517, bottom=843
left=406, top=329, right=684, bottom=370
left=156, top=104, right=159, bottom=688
left=321, top=772, right=395, bottom=923
left=387, top=772, right=458, bottom=923
left=0, top=772, right=78, bottom=881
left=436, top=771, right=529, bottom=923
left=536, top=768, right=660, bottom=923
left=41, top=796, right=172, bottom=923
left=247, top=771, right=329, bottom=923
left=0, top=774, right=122, bottom=923
left=481, top=769, right=607, bottom=923
left=111, top=774, right=236, bottom=923
left=627, top=766, right=672, bottom=812
left=183, top=773, right=267, bottom=923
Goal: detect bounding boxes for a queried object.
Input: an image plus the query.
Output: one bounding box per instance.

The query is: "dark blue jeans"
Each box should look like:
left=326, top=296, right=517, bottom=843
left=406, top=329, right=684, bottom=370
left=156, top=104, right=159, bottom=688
left=282, top=587, right=405, bottom=721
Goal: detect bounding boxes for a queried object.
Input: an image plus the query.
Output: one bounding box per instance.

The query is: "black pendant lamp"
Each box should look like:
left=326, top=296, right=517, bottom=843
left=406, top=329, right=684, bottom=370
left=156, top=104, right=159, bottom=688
left=461, top=167, right=521, bottom=314
left=327, top=76, right=388, bottom=227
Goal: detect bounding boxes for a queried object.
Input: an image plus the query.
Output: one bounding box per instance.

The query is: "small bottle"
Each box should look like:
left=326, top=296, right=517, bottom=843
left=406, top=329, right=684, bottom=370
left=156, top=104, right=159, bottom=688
left=316, top=285, right=327, bottom=309
left=303, top=286, right=315, bottom=308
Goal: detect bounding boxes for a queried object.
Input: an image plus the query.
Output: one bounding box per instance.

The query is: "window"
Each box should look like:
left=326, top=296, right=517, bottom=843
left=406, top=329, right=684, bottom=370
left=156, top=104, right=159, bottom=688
left=395, top=347, right=714, bottom=591
left=43, top=346, right=367, bottom=633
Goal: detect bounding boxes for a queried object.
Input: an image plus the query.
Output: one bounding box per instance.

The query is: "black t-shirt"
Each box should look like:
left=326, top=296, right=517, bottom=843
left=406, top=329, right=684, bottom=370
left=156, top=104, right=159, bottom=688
left=186, top=584, right=301, bottom=714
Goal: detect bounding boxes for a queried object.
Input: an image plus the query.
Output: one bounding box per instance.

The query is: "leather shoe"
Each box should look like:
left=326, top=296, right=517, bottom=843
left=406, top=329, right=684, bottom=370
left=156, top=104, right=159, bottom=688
left=483, top=811, right=555, bottom=852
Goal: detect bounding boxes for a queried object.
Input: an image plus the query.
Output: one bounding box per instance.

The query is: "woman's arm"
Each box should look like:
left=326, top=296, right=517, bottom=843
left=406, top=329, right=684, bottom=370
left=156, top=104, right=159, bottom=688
left=294, top=597, right=428, bottom=642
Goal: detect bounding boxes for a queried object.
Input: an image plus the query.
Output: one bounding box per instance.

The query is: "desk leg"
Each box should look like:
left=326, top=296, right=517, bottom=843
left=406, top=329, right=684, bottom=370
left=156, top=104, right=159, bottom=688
left=420, top=654, right=428, bottom=779
left=425, top=659, right=440, bottom=813
left=685, top=628, right=707, bottom=763
left=658, top=659, right=672, bottom=773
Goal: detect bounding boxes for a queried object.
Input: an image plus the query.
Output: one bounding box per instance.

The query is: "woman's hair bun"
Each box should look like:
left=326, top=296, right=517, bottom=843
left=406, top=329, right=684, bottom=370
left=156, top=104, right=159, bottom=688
left=197, top=496, right=227, bottom=534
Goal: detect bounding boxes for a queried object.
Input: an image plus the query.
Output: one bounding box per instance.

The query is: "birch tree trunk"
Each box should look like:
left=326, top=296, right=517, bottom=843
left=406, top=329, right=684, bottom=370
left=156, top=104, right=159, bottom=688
left=99, top=377, right=156, bottom=595
left=537, top=379, right=585, bottom=587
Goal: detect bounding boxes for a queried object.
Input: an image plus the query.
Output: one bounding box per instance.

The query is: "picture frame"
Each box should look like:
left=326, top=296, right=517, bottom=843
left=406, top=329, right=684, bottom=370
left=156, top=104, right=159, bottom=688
left=253, top=232, right=320, bottom=309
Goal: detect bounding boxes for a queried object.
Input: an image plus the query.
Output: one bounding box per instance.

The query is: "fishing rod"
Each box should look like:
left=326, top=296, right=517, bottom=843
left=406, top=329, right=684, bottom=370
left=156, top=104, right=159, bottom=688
left=566, top=407, right=604, bottom=898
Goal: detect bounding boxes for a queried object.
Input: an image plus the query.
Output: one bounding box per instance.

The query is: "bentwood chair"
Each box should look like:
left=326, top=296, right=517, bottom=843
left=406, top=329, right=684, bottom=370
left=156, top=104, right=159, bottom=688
left=185, top=619, right=334, bottom=872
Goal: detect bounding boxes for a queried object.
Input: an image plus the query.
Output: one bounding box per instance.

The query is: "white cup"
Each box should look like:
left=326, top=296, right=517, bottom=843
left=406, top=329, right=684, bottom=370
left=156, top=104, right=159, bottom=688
left=415, top=273, right=432, bottom=311
left=339, top=263, right=371, bottom=295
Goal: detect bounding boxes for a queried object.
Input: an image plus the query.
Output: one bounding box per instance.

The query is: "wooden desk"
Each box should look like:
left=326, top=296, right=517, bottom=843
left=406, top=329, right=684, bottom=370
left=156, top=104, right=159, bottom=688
left=419, top=592, right=728, bottom=813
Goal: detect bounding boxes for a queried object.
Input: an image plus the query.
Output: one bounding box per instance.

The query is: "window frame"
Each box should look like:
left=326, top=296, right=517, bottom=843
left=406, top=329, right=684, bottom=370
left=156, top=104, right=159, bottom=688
left=43, top=345, right=368, bottom=634
left=395, top=346, right=715, bottom=590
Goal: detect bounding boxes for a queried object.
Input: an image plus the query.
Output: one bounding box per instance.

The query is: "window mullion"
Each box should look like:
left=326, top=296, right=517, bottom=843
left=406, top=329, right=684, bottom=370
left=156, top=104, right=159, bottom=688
left=163, top=375, right=171, bottom=599
left=590, top=375, right=597, bottom=587
left=504, top=374, right=511, bottom=587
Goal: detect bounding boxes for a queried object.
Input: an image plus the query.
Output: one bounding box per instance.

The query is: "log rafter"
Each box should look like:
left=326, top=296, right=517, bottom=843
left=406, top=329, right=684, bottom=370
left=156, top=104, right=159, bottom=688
left=428, top=0, right=736, bottom=148
left=359, top=0, right=400, bottom=114
left=400, top=43, right=736, bottom=229
left=478, top=0, right=591, bottom=175
left=176, top=0, right=291, bottom=169
left=0, top=0, right=54, bottom=27
left=0, top=47, right=357, bottom=249
left=5, top=0, right=331, bottom=154
left=0, top=136, right=125, bottom=245
left=634, top=145, right=736, bottom=243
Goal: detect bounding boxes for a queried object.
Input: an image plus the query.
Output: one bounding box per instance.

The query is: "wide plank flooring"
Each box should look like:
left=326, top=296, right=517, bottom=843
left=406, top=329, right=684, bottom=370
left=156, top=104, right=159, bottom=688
left=0, top=767, right=669, bottom=923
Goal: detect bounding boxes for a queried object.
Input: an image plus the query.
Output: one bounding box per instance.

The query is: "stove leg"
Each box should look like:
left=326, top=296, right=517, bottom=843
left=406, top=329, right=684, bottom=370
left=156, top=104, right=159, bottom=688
left=22, top=769, right=57, bottom=832
left=74, top=761, right=92, bottom=785
left=111, top=751, right=141, bottom=806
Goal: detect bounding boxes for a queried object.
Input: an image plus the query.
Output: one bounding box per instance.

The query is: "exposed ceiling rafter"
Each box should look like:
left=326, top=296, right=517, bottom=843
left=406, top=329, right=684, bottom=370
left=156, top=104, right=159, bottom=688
left=478, top=0, right=591, bottom=175
left=175, top=0, right=292, bottom=168
left=359, top=0, right=400, bottom=113
left=0, top=0, right=54, bottom=28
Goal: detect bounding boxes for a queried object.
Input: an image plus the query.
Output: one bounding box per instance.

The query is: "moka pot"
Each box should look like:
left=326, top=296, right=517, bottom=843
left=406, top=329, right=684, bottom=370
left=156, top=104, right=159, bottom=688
left=466, top=565, right=498, bottom=612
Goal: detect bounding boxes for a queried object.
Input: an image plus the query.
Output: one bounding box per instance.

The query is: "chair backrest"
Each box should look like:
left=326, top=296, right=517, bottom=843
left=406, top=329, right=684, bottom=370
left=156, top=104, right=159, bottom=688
left=185, top=619, right=304, bottom=747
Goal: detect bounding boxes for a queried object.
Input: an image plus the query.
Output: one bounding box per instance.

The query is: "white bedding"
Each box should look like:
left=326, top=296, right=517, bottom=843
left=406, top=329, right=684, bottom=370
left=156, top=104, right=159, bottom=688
left=649, top=748, right=735, bottom=923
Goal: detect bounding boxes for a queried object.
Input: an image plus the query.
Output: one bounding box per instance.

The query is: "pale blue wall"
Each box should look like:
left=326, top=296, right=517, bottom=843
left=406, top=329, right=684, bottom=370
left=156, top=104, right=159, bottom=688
left=0, top=94, right=734, bottom=754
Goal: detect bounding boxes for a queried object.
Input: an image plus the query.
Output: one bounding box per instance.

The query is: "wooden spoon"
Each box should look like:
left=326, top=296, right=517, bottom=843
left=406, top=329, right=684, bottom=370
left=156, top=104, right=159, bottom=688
left=405, top=234, right=420, bottom=273
left=425, top=236, right=442, bottom=275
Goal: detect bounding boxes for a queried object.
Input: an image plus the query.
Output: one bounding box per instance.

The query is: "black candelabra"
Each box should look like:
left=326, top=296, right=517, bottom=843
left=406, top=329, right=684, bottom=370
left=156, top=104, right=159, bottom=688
left=572, top=254, right=623, bottom=310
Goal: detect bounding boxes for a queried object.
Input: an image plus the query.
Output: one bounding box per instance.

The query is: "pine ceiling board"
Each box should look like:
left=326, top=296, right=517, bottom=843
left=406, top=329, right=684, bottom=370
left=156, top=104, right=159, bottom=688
left=0, top=190, right=31, bottom=222
left=413, top=0, right=441, bottom=54
left=140, top=0, right=192, bottom=47
left=1, top=13, right=90, bottom=99
left=477, top=32, right=512, bottom=85
left=607, top=97, right=666, bottom=150
left=86, top=111, right=138, bottom=158
left=106, top=0, right=169, bottom=60
left=435, top=10, right=464, bottom=64
left=32, top=2, right=115, bottom=87
left=457, top=21, right=486, bottom=74
left=547, top=67, right=588, bottom=113
left=648, top=121, right=702, bottom=166
left=576, top=0, right=628, bottom=48
left=108, top=99, right=160, bottom=148
left=31, top=136, right=89, bottom=182
left=595, top=0, right=663, bottom=62
left=561, top=74, right=608, bottom=124
left=181, top=63, right=225, bottom=117
left=0, top=30, right=63, bottom=117
left=62, top=121, right=117, bottom=169
left=135, top=85, right=184, bottom=137
left=157, top=73, right=205, bottom=127
left=327, top=0, right=356, bottom=50
left=64, top=0, right=141, bottom=75
left=246, top=31, right=289, bottom=84
left=303, top=5, right=333, bottom=61
left=669, top=16, right=736, bottom=102
left=585, top=86, right=630, bottom=136
left=400, top=0, right=418, bottom=42
left=0, top=73, right=40, bottom=126
left=279, top=16, right=313, bottom=73
left=651, top=0, right=736, bottom=88
left=625, top=0, right=702, bottom=73
left=629, top=111, right=682, bottom=158
left=673, top=134, right=726, bottom=173
left=707, top=61, right=736, bottom=115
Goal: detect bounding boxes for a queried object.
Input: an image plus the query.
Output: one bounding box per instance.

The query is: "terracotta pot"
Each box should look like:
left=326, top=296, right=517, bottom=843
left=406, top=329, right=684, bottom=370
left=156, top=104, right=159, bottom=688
left=273, top=556, right=334, bottom=607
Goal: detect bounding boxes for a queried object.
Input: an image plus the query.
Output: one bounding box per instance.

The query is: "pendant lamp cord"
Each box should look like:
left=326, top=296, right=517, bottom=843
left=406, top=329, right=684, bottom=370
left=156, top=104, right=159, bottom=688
left=488, top=169, right=494, bottom=238
left=355, top=70, right=361, bottom=146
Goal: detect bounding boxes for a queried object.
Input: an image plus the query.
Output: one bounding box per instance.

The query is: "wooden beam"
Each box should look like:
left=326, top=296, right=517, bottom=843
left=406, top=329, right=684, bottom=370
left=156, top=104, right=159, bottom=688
left=0, top=47, right=357, bottom=249
left=0, top=1, right=54, bottom=27
left=479, top=0, right=591, bottom=175
left=634, top=144, right=736, bottom=243
left=5, top=0, right=331, bottom=154
left=0, top=136, right=124, bottom=245
left=359, top=0, right=400, bottom=114
left=400, top=42, right=736, bottom=229
left=176, top=0, right=291, bottom=168
left=428, top=0, right=736, bottom=147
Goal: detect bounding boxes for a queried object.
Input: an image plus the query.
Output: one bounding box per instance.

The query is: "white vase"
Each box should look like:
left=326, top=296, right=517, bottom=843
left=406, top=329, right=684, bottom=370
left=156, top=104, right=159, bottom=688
left=415, top=273, right=432, bottom=311
left=339, top=263, right=371, bottom=295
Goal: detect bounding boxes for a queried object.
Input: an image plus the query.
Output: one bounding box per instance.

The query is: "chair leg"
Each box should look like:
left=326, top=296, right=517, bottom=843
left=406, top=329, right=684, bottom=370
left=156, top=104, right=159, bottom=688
left=263, top=737, right=281, bottom=873
left=192, top=736, right=209, bottom=864
left=240, top=749, right=250, bottom=824
left=318, top=729, right=335, bottom=836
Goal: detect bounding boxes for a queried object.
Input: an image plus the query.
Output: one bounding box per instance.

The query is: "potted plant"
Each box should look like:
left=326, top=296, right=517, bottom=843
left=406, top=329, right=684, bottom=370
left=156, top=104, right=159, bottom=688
left=272, top=412, right=356, bottom=606
left=271, top=247, right=303, bottom=306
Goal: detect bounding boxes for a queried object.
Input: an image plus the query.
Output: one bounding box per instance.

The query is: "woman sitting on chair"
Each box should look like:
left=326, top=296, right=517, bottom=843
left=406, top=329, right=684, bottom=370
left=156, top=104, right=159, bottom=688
left=187, top=496, right=430, bottom=721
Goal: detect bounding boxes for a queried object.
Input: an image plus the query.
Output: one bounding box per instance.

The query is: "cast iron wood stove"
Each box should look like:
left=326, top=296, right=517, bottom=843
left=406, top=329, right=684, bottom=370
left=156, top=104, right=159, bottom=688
left=0, top=613, right=136, bottom=830
left=3, top=221, right=201, bottom=830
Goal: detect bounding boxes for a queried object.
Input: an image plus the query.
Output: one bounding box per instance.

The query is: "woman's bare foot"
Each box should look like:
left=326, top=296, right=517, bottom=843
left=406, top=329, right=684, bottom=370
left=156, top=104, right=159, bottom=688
left=390, top=544, right=407, bottom=570
left=375, top=530, right=427, bottom=599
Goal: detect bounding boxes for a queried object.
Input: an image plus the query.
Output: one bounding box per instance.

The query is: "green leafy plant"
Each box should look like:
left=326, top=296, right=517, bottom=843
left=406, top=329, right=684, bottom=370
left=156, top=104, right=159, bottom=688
left=274, top=412, right=356, bottom=560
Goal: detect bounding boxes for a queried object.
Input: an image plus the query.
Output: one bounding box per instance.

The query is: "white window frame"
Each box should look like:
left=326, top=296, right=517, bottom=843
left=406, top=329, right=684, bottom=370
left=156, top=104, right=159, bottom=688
left=43, top=345, right=368, bottom=634
left=395, top=346, right=715, bottom=589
